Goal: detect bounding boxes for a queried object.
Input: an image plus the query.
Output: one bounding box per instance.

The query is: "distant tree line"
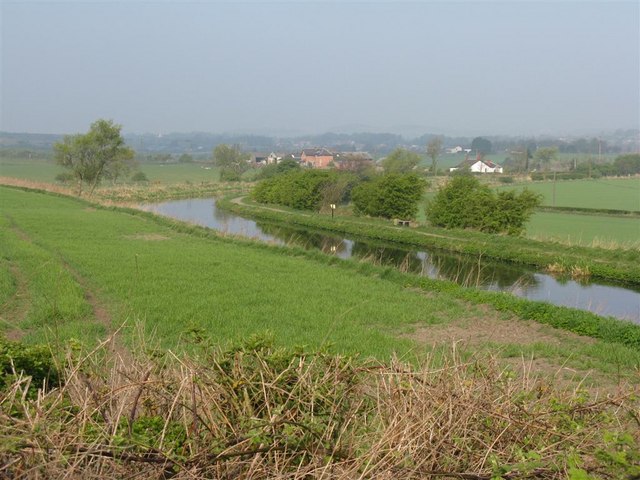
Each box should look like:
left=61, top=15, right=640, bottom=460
left=0, top=149, right=53, bottom=160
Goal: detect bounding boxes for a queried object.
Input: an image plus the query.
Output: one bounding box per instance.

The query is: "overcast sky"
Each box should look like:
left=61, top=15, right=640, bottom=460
left=1, top=1, right=638, bottom=137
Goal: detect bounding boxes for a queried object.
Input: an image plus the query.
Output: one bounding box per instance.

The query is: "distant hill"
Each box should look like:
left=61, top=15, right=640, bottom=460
left=0, top=132, right=62, bottom=150
left=1, top=129, right=637, bottom=156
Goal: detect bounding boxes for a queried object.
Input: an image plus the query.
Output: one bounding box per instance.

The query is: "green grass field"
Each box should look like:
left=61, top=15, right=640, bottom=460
left=497, top=177, right=640, bottom=211
left=0, top=159, right=63, bottom=182
left=526, top=211, right=640, bottom=247
left=0, top=157, right=220, bottom=184
left=2, top=186, right=640, bottom=381
left=0, top=186, right=469, bottom=356
left=138, top=163, right=221, bottom=183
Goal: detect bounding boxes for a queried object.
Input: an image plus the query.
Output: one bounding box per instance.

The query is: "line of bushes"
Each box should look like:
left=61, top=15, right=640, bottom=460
left=530, top=172, right=589, bottom=181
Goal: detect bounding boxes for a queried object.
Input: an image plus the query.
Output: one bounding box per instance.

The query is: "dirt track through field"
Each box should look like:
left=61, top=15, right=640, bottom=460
left=3, top=217, right=124, bottom=355
left=0, top=263, right=31, bottom=341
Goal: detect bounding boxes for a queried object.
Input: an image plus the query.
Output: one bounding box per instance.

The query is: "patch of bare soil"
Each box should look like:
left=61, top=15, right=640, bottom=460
left=409, top=315, right=590, bottom=347
left=125, top=233, right=171, bottom=241
left=404, top=314, right=619, bottom=392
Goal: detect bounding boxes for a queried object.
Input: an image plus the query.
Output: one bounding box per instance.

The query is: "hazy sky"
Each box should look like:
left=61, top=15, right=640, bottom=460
left=1, top=1, right=639, bottom=136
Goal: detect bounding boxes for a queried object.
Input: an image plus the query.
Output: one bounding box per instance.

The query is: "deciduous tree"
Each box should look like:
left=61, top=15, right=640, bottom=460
left=381, top=148, right=421, bottom=174
left=426, top=137, right=443, bottom=176
left=471, top=137, right=492, bottom=157
left=534, top=147, right=558, bottom=171
left=613, top=153, right=640, bottom=175
left=54, top=119, right=135, bottom=195
left=213, top=144, right=250, bottom=181
left=351, top=174, right=427, bottom=220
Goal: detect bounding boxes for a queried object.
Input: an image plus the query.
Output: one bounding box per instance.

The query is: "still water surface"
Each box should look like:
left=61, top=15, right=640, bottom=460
left=138, top=198, right=640, bottom=323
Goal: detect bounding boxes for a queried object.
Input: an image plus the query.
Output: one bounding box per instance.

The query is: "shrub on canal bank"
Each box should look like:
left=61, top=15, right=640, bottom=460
left=427, top=175, right=542, bottom=235
left=252, top=169, right=357, bottom=211
left=351, top=173, right=427, bottom=220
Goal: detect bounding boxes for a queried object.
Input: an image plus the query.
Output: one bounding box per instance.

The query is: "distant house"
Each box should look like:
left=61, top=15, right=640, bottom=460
left=446, top=146, right=464, bottom=154
left=300, top=148, right=335, bottom=169
left=253, top=152, right=285, bottom=165
left=450, top=155, right=503, bottom=173
left=334, top=151, right=373, bottom=171
left=266, top=152, right=283, bottom=164
left=253, top=153, right=268, bottom=165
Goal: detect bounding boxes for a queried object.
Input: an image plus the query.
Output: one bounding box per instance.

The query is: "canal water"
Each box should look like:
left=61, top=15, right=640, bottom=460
left=138, top=198, right=640, bottom=323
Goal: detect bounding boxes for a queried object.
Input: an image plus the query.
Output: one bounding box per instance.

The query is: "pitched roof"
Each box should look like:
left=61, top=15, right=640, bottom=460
left=301, top=148, right=334, bottom=157
left=454, top=159, right=502, bottom=169
left=338, top=151, right=372, bottom=161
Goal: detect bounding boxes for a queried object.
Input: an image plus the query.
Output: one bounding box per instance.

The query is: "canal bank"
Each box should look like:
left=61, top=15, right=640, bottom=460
left=138, top=197, right=640, bottom=324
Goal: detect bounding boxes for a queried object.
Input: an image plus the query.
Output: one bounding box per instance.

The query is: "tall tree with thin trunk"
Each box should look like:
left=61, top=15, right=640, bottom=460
left=534, top=147, right=558, bottom=172
left=426, top=137, right=443, bottom=176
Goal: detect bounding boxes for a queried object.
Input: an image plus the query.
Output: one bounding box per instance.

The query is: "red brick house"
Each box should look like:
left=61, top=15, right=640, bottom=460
left=300, top=148, right=334, bottom=169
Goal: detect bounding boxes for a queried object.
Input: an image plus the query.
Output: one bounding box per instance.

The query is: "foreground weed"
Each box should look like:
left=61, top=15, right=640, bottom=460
left=0, top=334, right=638, bottom=479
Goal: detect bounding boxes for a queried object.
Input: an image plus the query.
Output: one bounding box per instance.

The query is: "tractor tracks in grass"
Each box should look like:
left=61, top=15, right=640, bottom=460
left=0, top=262, right=31, bottom=341
left=3, top=215, right=126, bottom=355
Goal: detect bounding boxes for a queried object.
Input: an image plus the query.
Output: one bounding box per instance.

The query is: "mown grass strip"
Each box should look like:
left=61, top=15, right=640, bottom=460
left=218, top=196, right=640, bottom=285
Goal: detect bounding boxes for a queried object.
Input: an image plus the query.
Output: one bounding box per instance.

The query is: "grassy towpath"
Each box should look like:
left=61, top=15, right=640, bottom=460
left=222, top=195, right=640, bottom=284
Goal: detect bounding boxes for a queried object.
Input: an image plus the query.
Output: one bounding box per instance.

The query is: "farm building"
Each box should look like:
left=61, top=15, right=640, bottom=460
left=301, top=148, right=335, bottom=169
left=449, top=157, right=503, bottom=174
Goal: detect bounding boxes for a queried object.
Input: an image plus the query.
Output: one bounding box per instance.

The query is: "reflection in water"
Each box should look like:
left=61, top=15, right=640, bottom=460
left=258, top=222, right=539, bottom=290
left=257, top=222, right=351, bottom=256
left=138, top=198, right=640, bottom=323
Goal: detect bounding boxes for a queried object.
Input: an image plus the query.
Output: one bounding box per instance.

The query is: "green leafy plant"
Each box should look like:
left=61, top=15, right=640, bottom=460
left=427, top=175, right=541, bottom=235
left=351, top=173, right=427, bottom=220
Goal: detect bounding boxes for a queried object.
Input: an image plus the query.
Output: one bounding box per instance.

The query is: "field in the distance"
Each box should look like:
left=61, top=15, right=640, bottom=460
left=0, top=157, right=220, bottom=184
left=526, top=211, right=640, bottom=247
left=496, top=177, right=640, bottom=211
